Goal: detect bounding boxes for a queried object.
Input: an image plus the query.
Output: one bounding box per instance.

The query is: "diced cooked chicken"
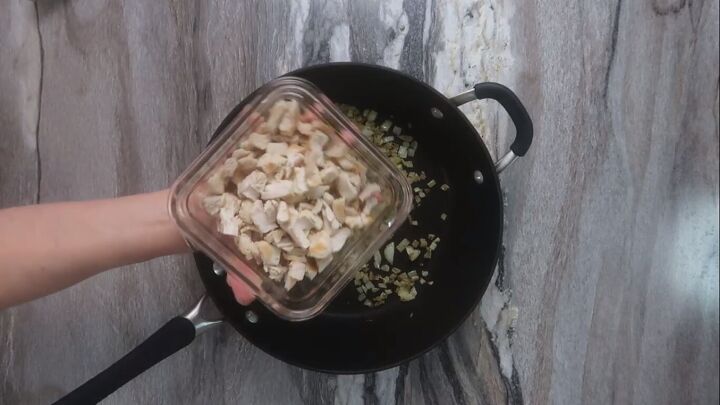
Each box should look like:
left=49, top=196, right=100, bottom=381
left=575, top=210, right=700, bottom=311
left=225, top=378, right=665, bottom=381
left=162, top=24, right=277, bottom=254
left=218, top=208, right=241, bottom=236
left=276, top=201, right=290, bottom=224
left=202, top=195, right=225, bottom=216
left=255, top=240, right=281, bottom=266
left=237, top=200, right=254, bottom=223
left=264, top=229, right=285, bottom=244
left=325, top=141, right=347, bottom=158
left=308, top=231, right=332, bottom=259
left=319, top=165, right=339, bottom=184
left=305, top=261, right=319, bottom=280
left=261, top=180, right=293, bottom=200
left=236, top=233, right=258, bottom=260
left=285, top=211, right=312, bottom=249
left=202, top=99, right=389, bottom=291
left=297, top=121, right=314, bottom=136
left=265, top=100, right=288, bottom=133
left=266, top=142, right=289, bottom=155
left=286, top=145, right=305, bottom=167
left=322, top=202, right=342, bottom=230
left=336, top=172, right=359, bottom=201
left=275, top=237, right=295, bottom=252
left=236, top=170, right=267, bottom=200
left=235, top=155, right=258, bottom=173
left=331, top=228, right=351, bottom=252
left=292, top=167, right=308, bottom=195
left=257, top=153, right=287, bottom=175
left=288, top=261, right=306, bottom=281
left=247, top=132, right=270, bottom=150
left=300, top=210, right=323, bottom=230
left=331, top=198, right=347, bottom=222
left=278, top=99, right=299, bottom=136
left=267, top=265, right=287, bottom=282
left=316, top=256, right=332, bottom=273
left=251, top=200, right=278, bottom=234
left=345, top=214, right=369, bottom=229
left=207, top=173, right=226, bottom=194
left=307, top=185, right=330, bottom=200
left=358, top=183, right=381, bottom=201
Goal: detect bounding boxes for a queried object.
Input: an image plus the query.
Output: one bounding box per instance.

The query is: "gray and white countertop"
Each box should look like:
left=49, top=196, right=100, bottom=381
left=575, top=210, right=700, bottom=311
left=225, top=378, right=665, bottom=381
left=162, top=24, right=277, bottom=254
left=1, top=0, right=717, bottom=404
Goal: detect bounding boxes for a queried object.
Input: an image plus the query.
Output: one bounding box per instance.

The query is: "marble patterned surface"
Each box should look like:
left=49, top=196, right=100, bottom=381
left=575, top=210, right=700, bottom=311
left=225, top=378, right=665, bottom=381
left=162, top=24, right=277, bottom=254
left=0, top=0, right=718, bottom=404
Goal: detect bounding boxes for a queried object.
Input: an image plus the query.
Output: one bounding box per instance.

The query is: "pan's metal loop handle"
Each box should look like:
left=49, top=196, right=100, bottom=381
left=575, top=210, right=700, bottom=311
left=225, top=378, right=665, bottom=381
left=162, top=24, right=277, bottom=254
left=183, top=294, right=224, bottom=335
left=449, top=83, right=534, bottom=173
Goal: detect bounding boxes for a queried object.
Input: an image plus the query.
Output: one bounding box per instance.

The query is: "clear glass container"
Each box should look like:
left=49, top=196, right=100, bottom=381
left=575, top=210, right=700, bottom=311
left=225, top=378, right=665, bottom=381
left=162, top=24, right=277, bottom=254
left=169, top=77, right=412, bottom=320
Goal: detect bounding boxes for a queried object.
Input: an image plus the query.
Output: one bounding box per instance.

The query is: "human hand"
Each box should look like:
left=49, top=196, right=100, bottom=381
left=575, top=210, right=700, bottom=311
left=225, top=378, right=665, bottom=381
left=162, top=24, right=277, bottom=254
left=226, top=272, right=255, bottom=305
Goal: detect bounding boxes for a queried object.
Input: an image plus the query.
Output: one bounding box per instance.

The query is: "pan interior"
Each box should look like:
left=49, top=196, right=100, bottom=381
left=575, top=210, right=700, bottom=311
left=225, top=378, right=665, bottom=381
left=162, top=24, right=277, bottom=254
left=197, top=64, right=503, bottom=373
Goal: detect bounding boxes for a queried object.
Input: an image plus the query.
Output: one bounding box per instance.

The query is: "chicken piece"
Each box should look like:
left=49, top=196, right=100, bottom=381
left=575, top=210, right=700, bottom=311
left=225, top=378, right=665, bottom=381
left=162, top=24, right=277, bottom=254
left=251, top=200, right=278, bottom=234
left=312, top=200, right=323, bottom=214
left=286, top=144, right=305, bottom=166
left=358, top=183, right=381, bottom=201
left=325, top=141, right=347, bottom=158
left=331, top=227, right=352, bottom=252
left=257, top=153, right=287, bottom=175
left=218, top=208, right=241, bottom=236
left=308, top=231, right=332, bottom=259
left=235, top=155, right=258, bottom=173
left=331, top=198, right=347, bottom=222
left=202, top=195, right=224, bottom=216
left=316, top=255, right=332, bottom=273
left=236, top=170, right=267, bottom=200
left=336, top=172, right=359, bottom=201
left=265, top=100, right=288, bottom=133
left=284, top=274, right=298, bottom=290
left=266, top=265, right=287, bottom=282
left=235, top=233, right=258, bottom=261
left=288, top=261, right=306, bottom=281
left=297, top=121, right=314, bottom=136
left=276, top=201, right=290, bottom=224
left=261, top=180, right=293, bottom=200
left=319, top=165, right=339, bottom=185
left=255, top=240, right=281, bottom=266
left=264, top=200, right=278, bottom=219
left=231, top=148, right=252, bottom=160
left=362, top=195, right=379, bottom=216
left=284, top=252, right=307, bottom=262
left=264, top=229, right=285, bottom=244
left=266, top=142, right=289, bottom=155
left=207, top=172, right=226, bottom=194
left=309, top=130, right=329, bottom=149
left=292, top=167, right=309, bottom=196
left=322, top=202, right=342, bottom=230
left=322, top=192, right=335, bottom=204
left=305, top=261, right=319, bottom=280
left=285, top=211, right=313, bottom=249
left=219, top=157, right=239, bottom=178
left=300, top=210, right=323, bottom=230
left=344, top=214, right=369, bottom=229
left=247, top=132, right=270, bottom=150
left=337, top=158, right=359, bottom=172
left=276, top=236, right=295, bottom=252
left=278, top=99, right=299, bottom=136
left=237, top=200, right=254, bottom=223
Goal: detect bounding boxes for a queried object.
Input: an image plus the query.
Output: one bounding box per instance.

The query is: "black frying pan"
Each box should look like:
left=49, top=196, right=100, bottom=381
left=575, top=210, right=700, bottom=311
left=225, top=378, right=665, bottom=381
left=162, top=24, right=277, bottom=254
left=56, top=63, right=532, bottom=404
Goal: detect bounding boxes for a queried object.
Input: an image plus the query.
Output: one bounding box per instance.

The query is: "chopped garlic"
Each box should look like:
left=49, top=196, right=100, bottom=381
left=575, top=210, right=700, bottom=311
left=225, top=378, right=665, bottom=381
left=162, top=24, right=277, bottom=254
left=384, top=242, right=395, bottom=264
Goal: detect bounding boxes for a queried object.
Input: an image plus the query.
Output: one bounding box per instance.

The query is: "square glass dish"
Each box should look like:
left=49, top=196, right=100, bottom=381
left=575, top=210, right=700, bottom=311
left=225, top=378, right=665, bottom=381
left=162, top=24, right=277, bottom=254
left=169, top=77, right=412, bottom=320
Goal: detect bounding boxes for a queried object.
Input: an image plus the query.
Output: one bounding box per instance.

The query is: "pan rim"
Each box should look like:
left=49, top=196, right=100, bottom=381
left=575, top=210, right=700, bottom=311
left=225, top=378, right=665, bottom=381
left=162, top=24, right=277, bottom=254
left=198, top=62, right=506, bottom=374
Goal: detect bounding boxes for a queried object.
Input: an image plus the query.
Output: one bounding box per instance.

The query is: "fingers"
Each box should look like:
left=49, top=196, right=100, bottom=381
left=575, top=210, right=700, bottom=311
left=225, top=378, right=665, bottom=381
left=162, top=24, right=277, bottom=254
left=226, top=272, right=256, bottom=305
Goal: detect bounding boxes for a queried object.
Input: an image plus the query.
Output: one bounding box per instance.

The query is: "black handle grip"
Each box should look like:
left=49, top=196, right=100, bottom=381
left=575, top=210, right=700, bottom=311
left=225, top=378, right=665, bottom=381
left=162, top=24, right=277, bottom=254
left=473, top=82, right=533, bottom=156
left=54, top=316, right=196, bottom=404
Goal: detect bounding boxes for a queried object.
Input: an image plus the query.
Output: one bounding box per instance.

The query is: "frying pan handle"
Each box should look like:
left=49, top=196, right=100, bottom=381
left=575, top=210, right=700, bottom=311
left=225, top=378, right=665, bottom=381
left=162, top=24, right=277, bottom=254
left=54, top=295, right=222, bottom=404
left=450, top=82, right=533, bottom=173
